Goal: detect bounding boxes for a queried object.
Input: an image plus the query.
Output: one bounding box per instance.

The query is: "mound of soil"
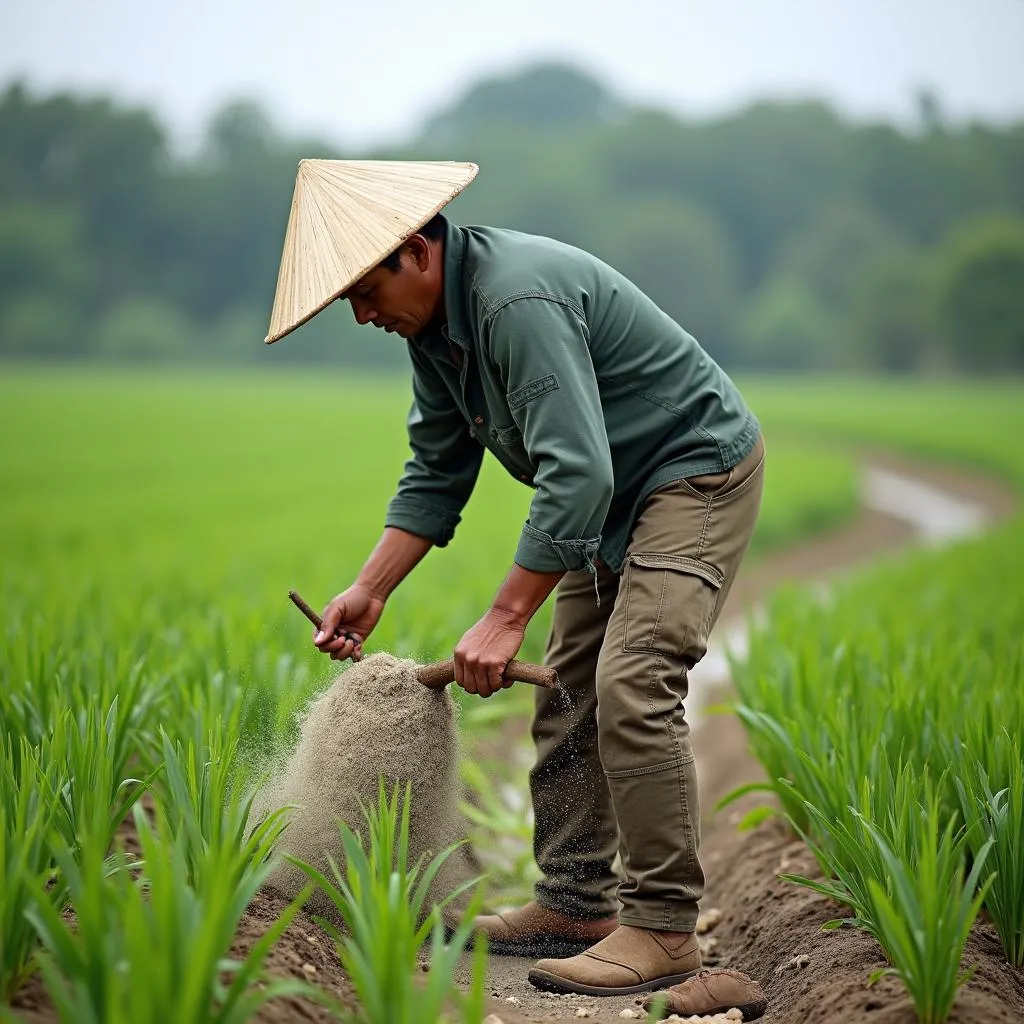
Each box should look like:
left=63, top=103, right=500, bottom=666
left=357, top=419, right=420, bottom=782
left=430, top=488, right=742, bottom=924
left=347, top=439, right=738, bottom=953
left=249, top=652, right=472, bottom=923
left=236, top=889, right=358, bottom=1023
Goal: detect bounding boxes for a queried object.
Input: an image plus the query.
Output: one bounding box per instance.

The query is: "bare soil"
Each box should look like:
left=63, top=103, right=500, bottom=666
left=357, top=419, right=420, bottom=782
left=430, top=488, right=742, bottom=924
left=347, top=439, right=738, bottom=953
left=9, top=452, right=1019, bottom=1024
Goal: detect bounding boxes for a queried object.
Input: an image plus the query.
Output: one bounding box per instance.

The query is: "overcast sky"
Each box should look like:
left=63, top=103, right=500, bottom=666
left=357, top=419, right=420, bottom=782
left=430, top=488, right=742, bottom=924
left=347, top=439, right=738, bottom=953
left=5, top=0, right=1024, bottom=150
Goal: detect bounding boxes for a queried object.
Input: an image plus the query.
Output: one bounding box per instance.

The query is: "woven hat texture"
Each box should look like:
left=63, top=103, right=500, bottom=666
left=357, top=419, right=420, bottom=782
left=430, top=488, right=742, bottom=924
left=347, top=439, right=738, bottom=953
left=265, top=159, right=478, bottom=344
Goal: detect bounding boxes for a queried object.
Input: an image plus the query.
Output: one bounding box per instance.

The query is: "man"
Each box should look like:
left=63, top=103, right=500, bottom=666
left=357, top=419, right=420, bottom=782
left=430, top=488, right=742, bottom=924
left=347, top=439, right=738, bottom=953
left=266, top=160, right=768, bottom=1020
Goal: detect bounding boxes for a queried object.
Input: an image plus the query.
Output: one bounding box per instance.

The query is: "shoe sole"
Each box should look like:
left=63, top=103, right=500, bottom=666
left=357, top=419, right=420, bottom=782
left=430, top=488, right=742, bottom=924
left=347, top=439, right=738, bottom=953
left=645, top=999, right=768, bottom=1021
left=527, top=967, right=701, bottom=997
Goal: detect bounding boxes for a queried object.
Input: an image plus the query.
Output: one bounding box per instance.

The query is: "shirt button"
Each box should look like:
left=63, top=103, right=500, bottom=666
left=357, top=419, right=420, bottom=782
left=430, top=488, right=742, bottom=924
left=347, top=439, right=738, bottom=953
left=473, top=415, right=484, bottom=425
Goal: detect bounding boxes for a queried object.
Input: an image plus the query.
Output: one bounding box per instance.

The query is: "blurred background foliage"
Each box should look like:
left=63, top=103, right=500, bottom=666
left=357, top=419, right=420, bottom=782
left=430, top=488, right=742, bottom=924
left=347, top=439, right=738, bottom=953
left=1, top=61, right=1023, bottom=373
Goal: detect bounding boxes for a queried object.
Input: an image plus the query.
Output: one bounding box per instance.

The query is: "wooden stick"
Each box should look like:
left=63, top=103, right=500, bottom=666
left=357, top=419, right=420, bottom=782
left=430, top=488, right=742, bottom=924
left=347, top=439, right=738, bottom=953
left=288, top=589, right=363, bottom=661
left=287, top=589, right=557, bottom=691
left=416, top=659, right=558, bottom=691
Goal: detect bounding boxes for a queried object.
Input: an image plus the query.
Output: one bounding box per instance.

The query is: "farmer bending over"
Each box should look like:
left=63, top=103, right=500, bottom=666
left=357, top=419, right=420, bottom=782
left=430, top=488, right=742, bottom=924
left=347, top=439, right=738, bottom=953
left=265, top=160, right=768, bottom=1021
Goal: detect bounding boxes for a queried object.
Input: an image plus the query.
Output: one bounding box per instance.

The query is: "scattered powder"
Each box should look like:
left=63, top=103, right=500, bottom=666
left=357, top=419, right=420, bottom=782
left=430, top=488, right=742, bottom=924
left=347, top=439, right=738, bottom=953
left=250, top=653, right=471, bottom=922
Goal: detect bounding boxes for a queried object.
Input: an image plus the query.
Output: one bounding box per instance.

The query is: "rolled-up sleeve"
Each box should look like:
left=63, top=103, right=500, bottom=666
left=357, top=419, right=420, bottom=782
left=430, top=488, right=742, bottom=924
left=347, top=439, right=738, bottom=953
left=486, top=297, right=614, bottom=573
left=385, top=345, right=484, bottom=547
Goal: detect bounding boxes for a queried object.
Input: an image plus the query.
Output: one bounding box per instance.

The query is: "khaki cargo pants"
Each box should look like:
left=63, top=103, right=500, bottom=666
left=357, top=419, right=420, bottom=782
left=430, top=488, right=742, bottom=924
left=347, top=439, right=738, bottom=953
left=530, top=436, right=765, bottom=931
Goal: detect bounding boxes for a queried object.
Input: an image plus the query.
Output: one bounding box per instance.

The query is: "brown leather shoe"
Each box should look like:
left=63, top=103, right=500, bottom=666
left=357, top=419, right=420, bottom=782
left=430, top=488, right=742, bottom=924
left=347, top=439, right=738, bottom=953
left=527, top=925, right=701, bottom=996
left=642, top=967, right=768, bottom=1020
left=469, top=900, right=618, bottom=958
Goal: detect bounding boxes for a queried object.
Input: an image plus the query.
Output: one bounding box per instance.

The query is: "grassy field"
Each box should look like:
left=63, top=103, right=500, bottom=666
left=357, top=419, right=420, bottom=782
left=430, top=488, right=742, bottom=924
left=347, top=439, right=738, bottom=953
left=2, top=368, right=1021, bottom=1023
left=0, top=369, right=858, bottom=665
left=745, top=377, right=1024, bottom=486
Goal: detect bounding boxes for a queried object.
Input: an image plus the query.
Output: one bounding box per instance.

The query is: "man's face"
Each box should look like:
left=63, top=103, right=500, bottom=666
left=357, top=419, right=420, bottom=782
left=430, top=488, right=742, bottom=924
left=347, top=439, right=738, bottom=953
left=345, top=236, right=441, bottom=340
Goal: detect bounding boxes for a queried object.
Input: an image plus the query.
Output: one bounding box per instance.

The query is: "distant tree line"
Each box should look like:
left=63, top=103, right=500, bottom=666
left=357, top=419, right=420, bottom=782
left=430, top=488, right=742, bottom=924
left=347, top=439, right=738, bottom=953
left=1, top=63, right=1023, bottom=372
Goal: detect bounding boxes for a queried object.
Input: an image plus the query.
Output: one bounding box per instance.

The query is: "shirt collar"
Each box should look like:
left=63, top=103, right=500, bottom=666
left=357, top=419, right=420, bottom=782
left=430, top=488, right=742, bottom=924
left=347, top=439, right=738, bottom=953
left=410, top=217, right=471, bottom=359
left=440, top=217, right=472, bottom=349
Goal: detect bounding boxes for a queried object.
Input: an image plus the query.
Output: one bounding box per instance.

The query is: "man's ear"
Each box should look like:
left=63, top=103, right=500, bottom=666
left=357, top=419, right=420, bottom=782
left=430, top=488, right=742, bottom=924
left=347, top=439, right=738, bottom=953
left=405, top=233, right=431, bottom=272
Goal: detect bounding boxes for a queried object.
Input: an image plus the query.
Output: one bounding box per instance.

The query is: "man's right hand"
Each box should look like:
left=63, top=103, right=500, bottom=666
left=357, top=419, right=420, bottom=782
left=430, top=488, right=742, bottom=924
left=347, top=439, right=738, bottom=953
left=315, top=584, right=386, bottom=662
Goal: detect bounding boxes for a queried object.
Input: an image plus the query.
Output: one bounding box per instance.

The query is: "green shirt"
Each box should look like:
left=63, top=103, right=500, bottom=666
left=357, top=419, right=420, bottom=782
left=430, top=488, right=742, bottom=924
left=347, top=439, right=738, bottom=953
left=385, top=218, right=760, bottom=574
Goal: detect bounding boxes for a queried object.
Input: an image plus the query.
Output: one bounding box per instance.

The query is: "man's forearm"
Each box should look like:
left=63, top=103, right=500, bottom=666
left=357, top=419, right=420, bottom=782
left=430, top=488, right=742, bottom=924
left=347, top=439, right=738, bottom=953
left=356, top=527, right=434, bottom=600
left=491, top=562, right=565, bottom=628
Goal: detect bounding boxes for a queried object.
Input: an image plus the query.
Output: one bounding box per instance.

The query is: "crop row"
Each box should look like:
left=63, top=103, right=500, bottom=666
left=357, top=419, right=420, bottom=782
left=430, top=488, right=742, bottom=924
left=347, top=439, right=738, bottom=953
left=727, top=388, right=1024, bottom=1024
left=0, top=628, right=487, bottom=1020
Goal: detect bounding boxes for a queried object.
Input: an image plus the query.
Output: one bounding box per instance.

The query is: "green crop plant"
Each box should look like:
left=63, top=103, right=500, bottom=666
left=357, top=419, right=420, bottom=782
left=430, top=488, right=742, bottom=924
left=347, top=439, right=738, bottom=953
left=1, top=736, right=68, bottom=1004
left=157, top=724, right=287, bottom=893
left=727, top=510, right=1023, bottom=1018
left=774, top=756, right=923, bottom=938
left=24, top=802, right=313, bottom=1024
left=55, top=702, right=150, bottom=859
left=0, top=615, right=167, bottom=760
left=859, top=794, right=993, bottom=1024
left=1, top=707, right=146, bottom=1005
left=290, top=779, right=488, bottom=1024
left=954, top=737, right=1024, bottom=969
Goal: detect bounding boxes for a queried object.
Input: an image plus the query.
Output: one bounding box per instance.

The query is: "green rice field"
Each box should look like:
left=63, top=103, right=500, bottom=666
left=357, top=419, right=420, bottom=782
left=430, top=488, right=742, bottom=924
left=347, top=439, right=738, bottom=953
left=1, top=369, right=1022, bottom=1023
left=0, top=370, right=859, bottom=664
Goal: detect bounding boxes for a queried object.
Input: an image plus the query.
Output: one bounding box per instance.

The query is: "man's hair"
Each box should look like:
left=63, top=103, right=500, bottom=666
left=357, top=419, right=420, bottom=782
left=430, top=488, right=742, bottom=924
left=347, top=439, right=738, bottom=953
left=379, top=214, right=446, bottom=272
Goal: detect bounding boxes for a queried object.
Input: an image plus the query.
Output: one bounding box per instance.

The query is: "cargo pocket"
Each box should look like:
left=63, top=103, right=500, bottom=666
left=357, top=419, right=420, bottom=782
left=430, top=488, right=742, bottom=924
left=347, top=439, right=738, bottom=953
left=622, top=553, right=724, bottom=659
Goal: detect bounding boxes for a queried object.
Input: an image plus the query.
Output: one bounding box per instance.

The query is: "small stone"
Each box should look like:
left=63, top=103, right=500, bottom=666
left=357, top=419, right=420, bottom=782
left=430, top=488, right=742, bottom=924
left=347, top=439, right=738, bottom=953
left=775, top=952, right=812, bottom=974
left=300, top=962, right=316, bottom=976
left=505, top=995, right=522, bottom=1006
left=619, top=1010, right=641, bottom=1019
left=575, top=1008, right=593, bottom=1018
left=483, top=1016, right=506, bottom=1024
left=695, top=907, right=723, bottom=934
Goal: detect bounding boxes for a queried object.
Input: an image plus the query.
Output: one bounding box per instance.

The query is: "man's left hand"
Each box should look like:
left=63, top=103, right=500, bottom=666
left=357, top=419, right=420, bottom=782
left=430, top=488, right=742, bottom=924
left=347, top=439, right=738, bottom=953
left=454, top=608, right=526, bottom=698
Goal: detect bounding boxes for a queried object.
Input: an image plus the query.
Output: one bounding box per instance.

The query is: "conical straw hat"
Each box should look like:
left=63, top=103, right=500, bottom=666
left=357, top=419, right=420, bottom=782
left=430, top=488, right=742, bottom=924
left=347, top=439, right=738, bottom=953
left=265, top=159, right=479, bottom=344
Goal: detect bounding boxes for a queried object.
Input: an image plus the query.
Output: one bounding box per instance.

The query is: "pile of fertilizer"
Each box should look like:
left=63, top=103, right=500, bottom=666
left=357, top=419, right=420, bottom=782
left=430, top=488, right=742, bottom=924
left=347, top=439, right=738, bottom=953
left=250, top=653, right=471, bottom=922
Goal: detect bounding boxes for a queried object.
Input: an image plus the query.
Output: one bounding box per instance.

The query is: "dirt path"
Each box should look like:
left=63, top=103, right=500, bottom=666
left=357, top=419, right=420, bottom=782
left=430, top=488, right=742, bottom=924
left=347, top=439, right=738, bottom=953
left=458, top=453, right=1021, bottom=1024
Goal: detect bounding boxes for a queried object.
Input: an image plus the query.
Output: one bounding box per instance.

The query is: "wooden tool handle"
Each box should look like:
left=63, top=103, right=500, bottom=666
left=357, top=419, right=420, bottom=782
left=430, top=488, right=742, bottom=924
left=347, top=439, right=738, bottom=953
left=416, top=658, right=558, bottom=691
left=288, top=589, right=363, bottom=658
